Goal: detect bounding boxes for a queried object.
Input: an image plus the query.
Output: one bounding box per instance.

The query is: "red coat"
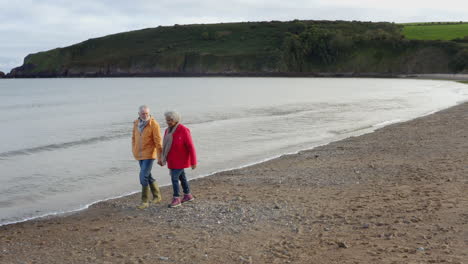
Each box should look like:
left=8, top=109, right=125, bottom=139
left=165, top=124, right=197, bottom=169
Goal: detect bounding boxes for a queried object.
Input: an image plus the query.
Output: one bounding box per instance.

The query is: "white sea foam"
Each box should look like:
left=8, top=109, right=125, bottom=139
left=373, top=119, right=402, bottom=128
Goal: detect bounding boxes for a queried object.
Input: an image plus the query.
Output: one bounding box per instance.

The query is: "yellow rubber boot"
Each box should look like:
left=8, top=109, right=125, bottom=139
left=137, top=186, right=150, bottom=209
left=149, top=182, right=162, bottom=204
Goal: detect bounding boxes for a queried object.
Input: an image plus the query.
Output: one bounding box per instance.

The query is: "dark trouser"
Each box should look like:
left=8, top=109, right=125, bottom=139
left=138, top=159, right=155, bottom=187
left=170, top=169, right=190, bottom=197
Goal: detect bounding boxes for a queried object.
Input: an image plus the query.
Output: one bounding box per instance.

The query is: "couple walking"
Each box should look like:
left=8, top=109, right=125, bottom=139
left=131, top=105, right=197, bottom=209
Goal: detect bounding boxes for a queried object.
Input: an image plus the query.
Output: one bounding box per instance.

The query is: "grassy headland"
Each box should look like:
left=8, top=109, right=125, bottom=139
left=402, top=22, right=468, bottom=41
left=7, top=20, right=468, bottom=77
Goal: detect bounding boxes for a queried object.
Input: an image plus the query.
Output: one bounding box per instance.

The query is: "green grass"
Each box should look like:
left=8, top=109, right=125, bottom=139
left=402, top=23, right=468, bottom=40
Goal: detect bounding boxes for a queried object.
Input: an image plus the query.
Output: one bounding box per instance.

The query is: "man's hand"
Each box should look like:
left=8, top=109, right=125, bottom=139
left=157, top=159, right=163, bottom=166
left=191, top=164, right=197, bottom=170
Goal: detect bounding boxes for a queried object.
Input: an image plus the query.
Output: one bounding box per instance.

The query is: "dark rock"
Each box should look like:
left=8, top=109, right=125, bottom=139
left=337, top=241, right=349, bottom=248
left=9, top=63, right=37, bottom=77
left=0, top=71, right=4, bottom=78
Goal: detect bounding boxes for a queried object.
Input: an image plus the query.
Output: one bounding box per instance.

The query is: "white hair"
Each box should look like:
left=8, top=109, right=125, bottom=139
left=139, top=105, right=150, bottom=113
left=164, top=111, right=181, bottom=122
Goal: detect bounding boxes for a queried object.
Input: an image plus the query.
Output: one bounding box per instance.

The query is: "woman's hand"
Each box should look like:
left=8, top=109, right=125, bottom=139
left=191, top=164, right=197, bottom=170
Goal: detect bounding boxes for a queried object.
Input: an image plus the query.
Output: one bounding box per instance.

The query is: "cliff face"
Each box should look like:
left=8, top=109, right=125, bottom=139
left=8, top=20, right=468, bottom=77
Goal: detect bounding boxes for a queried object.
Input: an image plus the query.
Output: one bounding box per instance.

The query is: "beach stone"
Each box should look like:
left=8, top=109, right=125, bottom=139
left=384, top=233, right=394, bottom=239
left=239, top=256, right=253, bottom=263
left=337, top=241, right=349, bottom=248
left=159, top=256, right=169, bottom=261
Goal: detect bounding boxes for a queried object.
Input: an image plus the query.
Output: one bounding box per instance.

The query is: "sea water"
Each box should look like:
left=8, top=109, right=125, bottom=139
left=1, top=77, right=467, bottom=225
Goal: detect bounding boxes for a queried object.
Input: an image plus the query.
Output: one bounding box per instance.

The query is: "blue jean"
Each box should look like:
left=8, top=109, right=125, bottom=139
left=138, top=159, right=155, bottom=187
left=170, top=169, right=190, bottom=197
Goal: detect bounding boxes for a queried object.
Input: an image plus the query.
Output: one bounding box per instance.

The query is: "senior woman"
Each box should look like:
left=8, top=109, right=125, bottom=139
left=159, top=111, right=197, bottom=208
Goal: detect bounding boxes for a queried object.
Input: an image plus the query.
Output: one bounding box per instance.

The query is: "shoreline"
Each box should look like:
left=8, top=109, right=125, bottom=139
left=3, top=72, right=468, bottom=80
left=0, top=101, right=451, bottom=227
left=1, top=102, right=467, bottom=263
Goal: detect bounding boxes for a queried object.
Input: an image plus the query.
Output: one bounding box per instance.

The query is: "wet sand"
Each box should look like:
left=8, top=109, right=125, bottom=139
left=1, top=102, right=467, bottom=264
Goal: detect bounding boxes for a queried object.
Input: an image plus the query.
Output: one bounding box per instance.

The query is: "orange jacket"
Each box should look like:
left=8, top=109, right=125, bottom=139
left=132, top=117, right=163, bottom=160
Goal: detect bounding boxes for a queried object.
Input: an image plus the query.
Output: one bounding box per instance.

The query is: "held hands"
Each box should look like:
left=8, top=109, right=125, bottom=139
left=157, top=158, right=196, bottom=169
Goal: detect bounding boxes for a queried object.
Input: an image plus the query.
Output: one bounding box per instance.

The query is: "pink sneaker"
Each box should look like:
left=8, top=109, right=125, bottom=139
left=169, top=197, right=181, bottom=208
left=181, top=194, right=194, bottom=203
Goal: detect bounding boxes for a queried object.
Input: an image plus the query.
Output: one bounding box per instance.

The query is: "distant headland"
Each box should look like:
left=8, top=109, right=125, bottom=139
left=4, top=20, right=468, bottom=78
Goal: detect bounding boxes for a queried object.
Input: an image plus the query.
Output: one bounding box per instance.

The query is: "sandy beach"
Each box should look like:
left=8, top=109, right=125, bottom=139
left=1, top=101, right=467, bottom=264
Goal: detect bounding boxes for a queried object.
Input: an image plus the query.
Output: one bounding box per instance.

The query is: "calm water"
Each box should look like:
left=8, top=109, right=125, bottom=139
left=1, top=77, right=467, bottom=225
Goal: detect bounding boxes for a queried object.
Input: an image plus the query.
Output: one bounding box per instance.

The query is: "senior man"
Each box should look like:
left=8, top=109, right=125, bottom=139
left=132, top=105, right=163, bottom=209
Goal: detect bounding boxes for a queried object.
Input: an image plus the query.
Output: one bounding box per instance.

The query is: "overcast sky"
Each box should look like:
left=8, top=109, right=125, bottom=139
left=1, top=0, right=467, bottom=73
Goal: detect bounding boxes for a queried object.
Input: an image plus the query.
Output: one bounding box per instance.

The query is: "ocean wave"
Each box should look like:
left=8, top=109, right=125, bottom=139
left=329, top=125, right=374, bottom=135
left=0, top=102, right=66, bottom=110
left=0, top=101, right=400, bottom=160
left=373, top=119, right=402, bottom=127
left=185, top=102, right=355, bottom=126
left=0, top=133, right=128, bottom=160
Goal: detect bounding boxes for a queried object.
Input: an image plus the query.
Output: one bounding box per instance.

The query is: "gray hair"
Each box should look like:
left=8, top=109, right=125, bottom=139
left=164, top=111, right=181, bottom=122
left=139, top=105, right=150, bottom=113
